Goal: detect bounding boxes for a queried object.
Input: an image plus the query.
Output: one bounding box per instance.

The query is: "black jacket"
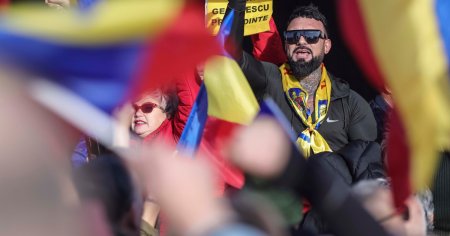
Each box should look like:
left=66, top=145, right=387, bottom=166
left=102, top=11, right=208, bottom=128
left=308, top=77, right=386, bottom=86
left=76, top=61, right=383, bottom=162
left=309, top=140, right=386, bottom=185
left=241, top=53, right=377, bottom=152
left=300, top=141, right=386, bottom=234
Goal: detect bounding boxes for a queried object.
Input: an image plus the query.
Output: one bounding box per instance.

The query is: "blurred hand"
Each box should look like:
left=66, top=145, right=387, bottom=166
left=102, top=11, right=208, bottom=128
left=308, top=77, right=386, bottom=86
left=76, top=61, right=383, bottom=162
left=126, top=144, right=234, bottom=234
left=45, top=0, right=70, bottom=10
left=229, top=117, right=290, bottom=178
left=112, top=103, right=134, bottom=147
left=404, top=196, right=426, bottom=236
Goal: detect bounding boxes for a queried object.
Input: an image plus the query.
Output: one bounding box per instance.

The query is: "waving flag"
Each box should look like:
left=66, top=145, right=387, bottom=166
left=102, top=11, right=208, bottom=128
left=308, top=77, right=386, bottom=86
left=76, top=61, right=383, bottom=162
left=177, top=9, right=259, bottom=190
left=200, top=55, right=259, bottom=190
left=177, top=10, right=237, bottom=156
left=0, top=0, right=183, bottom=113
left=177, top=84, right=208, bottom=157
left=339, top=0, right=450, bottom=207
left=0, top=0, right=221, bottom=146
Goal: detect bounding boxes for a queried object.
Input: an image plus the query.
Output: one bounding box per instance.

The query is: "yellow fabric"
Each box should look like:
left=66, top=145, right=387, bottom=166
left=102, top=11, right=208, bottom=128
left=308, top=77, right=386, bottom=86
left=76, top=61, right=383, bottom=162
left=2, top=0, right=183, bottom=44
left=204, top=56, right=259, bottom=125
left=358, top=0, right=450, bottom=190
left=280, top=63, right=332, bottom=157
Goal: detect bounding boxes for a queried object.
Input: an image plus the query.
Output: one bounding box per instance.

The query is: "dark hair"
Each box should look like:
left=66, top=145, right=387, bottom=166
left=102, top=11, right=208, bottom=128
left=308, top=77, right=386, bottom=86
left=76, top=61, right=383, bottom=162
left=287, top=4, right=329, bottom=37
left=73, top=154, right=136, bottom=235
left=162, top=87, right=179, bottom=120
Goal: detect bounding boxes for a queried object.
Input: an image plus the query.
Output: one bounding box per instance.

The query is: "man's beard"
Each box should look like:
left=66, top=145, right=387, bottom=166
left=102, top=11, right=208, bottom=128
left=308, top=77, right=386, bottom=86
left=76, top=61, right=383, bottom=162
left=287, top=52, right=324, bottom=78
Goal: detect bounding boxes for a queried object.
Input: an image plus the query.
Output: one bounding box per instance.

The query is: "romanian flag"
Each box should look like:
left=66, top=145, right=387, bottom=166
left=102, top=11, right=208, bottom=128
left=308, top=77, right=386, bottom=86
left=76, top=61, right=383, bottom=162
left=339, top=0, right=450, bottom=207
left=177, top=10, right=238, bottom=156
left=177, top=57, right=259, bottom=190
left=177, top=9, right=259, bottom=190
left=0, top=0, right=221, bottom=145
left=200, top=55, right=259, bottom=190
left=0, top=0, right=184, bottom=113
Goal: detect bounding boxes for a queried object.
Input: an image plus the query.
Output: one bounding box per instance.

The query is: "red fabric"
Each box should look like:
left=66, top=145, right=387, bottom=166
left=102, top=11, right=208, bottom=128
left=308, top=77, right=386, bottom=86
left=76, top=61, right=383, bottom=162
left=386, top=109, right=411, bottom=208
left=0, top=0, right=8, bottom=8
left=338, top=0, right=411, bottom=208
left=251, top=17, right=287, bottom=66
left=131, top=3, right=221, bottom=97
left=199, top=117, right=245, bottom=192
left=139, top=69, right=244, bottom=193
left=172, top=71, right=202, bottom=138
left=143, top=119, right=176, bottom=145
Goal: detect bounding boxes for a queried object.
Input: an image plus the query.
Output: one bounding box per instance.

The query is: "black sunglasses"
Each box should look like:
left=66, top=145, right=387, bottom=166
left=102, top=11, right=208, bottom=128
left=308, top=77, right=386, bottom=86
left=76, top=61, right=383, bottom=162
left=284, top=30, right=327, bottom=45
left=133, top=102, right=163, bottom=114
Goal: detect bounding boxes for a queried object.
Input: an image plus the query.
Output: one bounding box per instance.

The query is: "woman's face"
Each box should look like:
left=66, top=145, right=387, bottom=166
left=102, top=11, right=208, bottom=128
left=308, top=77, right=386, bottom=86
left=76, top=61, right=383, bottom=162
left=131, top=95, right=167, bottom=138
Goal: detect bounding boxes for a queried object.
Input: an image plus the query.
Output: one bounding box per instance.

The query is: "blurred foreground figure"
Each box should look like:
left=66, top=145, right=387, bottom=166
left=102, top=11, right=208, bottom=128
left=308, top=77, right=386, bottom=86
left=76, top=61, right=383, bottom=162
left=229, top=117, right=389, bottom=236
left=73, top=154, right=143, bottom=236
left=130, top=143, right=280, bottom=236
left=0, top=68, right=110, bottom=236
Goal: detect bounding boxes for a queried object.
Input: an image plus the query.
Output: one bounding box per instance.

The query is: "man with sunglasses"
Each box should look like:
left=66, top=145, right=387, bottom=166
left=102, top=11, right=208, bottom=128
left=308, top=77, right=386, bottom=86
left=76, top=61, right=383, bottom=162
left=225, top=1, right=380, bottom=233
left=225, top=0, right=376, bottom=157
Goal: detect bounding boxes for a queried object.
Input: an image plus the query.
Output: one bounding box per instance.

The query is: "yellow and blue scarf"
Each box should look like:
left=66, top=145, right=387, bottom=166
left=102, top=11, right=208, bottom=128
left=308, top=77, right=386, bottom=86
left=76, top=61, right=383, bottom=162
left=280, top=63, right=332, bottom=157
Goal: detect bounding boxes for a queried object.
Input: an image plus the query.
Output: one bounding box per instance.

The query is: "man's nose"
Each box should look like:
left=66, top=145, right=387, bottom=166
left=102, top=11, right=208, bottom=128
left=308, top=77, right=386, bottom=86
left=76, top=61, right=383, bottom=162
left=297, top=36, right=308, bottom=45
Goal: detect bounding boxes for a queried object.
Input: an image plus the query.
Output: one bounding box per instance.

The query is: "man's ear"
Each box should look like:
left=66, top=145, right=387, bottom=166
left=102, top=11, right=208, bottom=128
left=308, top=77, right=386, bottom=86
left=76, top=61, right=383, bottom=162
left=324, top=39, right=332, bottom=54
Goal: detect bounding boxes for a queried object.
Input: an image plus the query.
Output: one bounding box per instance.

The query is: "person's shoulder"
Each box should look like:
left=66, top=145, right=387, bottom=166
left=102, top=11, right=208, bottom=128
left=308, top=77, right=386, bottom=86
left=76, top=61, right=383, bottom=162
left=329, top=73, right=350, bottom=99
left=261, top=61, right=281, bottom=75
left=261, top=61, right=282, bottom=88
left=347, top=89, right=371, bottom=107
left=329, top=73, right=370, bottom=108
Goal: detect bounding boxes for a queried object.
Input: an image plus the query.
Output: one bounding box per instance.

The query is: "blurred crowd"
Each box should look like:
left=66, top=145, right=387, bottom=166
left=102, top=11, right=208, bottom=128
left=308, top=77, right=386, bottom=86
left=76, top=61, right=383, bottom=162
left=0, top=0, right=449, bottom=236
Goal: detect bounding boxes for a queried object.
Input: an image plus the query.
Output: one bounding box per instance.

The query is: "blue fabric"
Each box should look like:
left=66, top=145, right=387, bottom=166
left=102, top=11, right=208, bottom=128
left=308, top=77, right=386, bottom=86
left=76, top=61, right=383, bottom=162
left=0, top=31, right=144, bottom=113
left=436, top=0, right=450, bottom=70
left=217, top=10, right=234, bottom=57
left=77, top=0, right=100, bottom=11
left=177, top=84, right=208, bottom=157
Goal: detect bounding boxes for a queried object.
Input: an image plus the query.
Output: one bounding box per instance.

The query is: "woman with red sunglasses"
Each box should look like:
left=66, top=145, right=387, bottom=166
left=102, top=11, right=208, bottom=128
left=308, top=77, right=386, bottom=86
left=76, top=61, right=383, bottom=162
left=131, top=90, right=177, bottom=141
left=127, top=73, right=201, bottom=146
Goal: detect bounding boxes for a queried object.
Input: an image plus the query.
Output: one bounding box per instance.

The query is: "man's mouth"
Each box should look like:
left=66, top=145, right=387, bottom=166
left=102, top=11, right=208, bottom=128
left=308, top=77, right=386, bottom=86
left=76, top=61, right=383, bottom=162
left=293, top=47, right=312, bottom=60
left=294, top=48, right=312, bottom=55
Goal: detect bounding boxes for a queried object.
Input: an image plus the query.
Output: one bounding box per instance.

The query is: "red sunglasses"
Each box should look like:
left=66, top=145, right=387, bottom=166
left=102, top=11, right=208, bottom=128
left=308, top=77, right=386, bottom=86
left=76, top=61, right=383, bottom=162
left=133, top=102, right=163, bottom=114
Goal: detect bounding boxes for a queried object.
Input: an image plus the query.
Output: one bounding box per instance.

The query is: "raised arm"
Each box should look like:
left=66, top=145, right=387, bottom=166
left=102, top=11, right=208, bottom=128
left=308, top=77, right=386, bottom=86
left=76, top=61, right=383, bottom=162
left=224, top=0, right=273, bottom=101
left=172, top=71, right=202, bottom=139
